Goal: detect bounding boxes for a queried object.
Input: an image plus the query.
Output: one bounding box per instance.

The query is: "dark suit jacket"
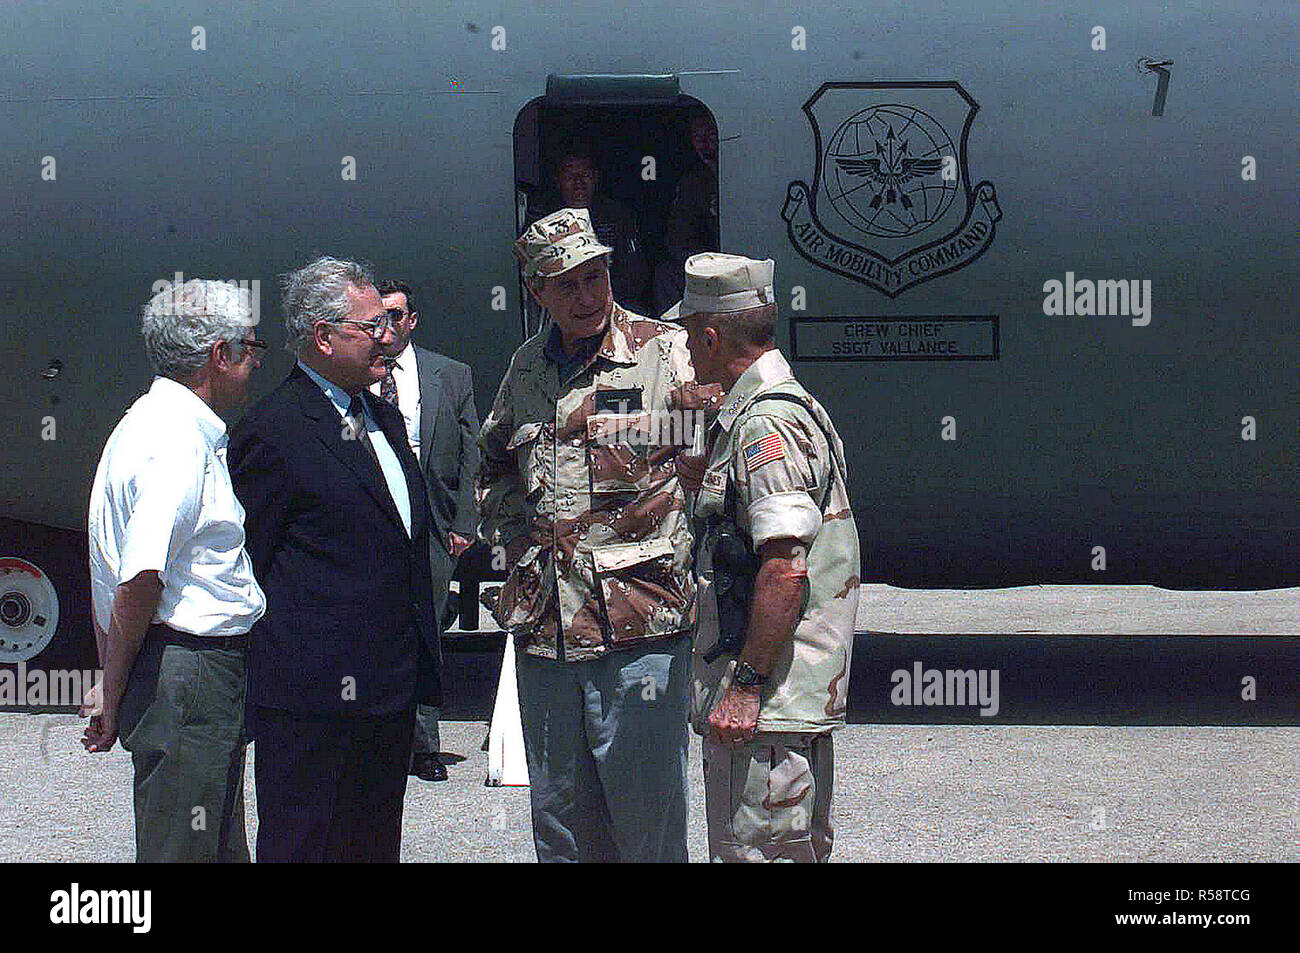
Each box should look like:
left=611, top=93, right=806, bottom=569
left=230, top=365, right=441, bottom=717
left=413, top=345, right=480, bottom=592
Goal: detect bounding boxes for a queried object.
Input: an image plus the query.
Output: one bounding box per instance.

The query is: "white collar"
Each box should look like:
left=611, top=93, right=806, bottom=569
left=149, top=376, right=226, bottom=448
left=392, top=342, right=417, bottom=375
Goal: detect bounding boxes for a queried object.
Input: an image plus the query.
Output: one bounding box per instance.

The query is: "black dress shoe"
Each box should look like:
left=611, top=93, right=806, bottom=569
left=411, top=753, right=448, bottom=782
left=439, top=591, right=460, bottom=631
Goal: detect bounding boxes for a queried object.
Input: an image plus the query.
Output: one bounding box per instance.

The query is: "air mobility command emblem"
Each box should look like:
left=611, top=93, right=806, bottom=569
left=782, top=82, right=1002, bottom=298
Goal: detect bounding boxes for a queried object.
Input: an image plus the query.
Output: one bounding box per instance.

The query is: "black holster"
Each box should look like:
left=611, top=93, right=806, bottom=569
left=702, top=522, right=758, bottom=663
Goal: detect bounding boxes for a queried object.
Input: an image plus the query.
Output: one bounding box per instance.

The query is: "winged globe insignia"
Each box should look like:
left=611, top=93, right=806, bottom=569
left=835, top=125, right=947, bottom=210
left=781, top=82, right=1002, bottom=297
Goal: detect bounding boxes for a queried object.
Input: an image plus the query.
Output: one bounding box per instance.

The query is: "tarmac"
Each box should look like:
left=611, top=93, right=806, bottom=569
left=849, top=583, right=1298, bottom=635
left=0, top=583, right=1295, bottom=862
left=0, top=718, right=1295, bottom=862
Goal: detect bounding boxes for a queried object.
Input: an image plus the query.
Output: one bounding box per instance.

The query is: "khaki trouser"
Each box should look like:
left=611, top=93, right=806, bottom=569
left=118, top=631, right=249, bottom=863
left=703, top=731, right=834, bottom=863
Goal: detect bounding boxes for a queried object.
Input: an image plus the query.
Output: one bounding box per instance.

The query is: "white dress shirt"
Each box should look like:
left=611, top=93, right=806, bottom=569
left=369, top=342, right=421, bottom=458
left=300, top=361, right=412, bottom=537
left=87, top=377, right=266, bottom=637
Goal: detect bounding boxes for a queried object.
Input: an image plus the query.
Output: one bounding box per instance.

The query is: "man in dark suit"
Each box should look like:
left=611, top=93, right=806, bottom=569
left=372, top=279, right=480, bottom=783
left=230, top=257, right=440, bottom=862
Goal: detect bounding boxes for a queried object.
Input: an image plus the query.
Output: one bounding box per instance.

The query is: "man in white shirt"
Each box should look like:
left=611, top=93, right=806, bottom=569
left=83, top=277, right=267, bottom=862
left=372, top=279, right=481, bottom=783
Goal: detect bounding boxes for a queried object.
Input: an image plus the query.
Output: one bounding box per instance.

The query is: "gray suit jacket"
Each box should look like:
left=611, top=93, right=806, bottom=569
left=413, top=344, right=480, bottom=594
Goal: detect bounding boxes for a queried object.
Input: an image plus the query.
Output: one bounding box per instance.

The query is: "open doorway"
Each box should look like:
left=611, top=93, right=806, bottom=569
left=513, top=87, right=719, bottom=338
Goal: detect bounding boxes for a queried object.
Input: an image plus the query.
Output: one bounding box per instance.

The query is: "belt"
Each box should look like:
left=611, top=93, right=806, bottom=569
left=148, top=623, right=247, bottom=652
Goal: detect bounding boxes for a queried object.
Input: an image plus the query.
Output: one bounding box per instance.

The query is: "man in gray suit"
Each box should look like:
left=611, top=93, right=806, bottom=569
left=373, top=279, right=480, bottom=782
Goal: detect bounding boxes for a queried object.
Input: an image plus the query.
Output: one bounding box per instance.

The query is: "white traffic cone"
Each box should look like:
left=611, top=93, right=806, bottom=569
left=486, top=635, right=530, bottom=786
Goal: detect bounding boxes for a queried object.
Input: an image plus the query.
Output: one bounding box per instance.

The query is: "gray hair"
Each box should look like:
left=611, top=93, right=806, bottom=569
left=696, top=302, right=778, bottom=350
left=281, top=256, right=375, bottom=353
left=141, top=278, right=255, bottom=380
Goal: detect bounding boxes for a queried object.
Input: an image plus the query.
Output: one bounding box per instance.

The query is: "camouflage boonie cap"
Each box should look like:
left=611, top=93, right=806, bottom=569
left=514, top=207, right=614, bottom=280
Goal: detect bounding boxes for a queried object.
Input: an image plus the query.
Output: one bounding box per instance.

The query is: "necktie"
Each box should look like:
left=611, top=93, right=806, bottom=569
left=346, top=395, right=382, bottom=472
left=380, top=367, right=398, bottom=406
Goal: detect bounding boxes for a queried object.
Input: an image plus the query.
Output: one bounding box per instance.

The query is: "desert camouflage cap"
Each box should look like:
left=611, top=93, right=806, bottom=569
left=662, top=252, right=775, bottom=321
left=514, top=207, right=614, bottom=280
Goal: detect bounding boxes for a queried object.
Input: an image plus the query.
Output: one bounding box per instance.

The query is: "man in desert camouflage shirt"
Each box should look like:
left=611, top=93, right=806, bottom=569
left=671, top=252, right=860, bottom=863
left=478, top=207, right=705, bottom=862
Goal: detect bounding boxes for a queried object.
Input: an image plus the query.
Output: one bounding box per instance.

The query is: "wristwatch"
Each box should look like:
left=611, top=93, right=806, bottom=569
left=733, top=660, right=768, bottom=690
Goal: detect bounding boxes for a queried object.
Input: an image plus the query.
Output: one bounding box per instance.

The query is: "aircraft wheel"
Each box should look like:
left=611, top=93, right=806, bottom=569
left=0, top=557, right=60, bottom=663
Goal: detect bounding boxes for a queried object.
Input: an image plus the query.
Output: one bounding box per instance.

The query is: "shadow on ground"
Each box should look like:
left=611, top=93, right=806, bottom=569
left=440, top=635, right=1300, bottom=726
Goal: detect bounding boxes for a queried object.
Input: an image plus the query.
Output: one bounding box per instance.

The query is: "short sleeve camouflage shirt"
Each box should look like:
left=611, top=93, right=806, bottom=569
left=691, top=349, right=861, bottom=732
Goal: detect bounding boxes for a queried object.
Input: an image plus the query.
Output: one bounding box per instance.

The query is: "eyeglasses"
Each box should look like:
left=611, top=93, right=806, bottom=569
left=230, top=338, right=266, bottom=365
left=321, top=310, right=397, bottom=341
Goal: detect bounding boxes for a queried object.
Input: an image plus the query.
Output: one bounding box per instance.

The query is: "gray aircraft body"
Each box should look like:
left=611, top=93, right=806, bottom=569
left=1, top=2, right=1296, bottom=675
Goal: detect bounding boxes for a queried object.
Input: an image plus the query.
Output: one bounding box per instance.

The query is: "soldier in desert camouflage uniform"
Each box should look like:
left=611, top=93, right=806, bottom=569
left=478, top=207, right=704, bottom=862
left=670, top=253, right=860, bottom=863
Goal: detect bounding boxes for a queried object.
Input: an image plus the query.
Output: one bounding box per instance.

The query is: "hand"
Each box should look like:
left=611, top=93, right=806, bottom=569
left=81, top=684, right=119, bottom=754
left=448, top=532, right=473, bottom=557
left=667, top=381, right=726, bottom=413
left=708, top=683, right=761, bottom=747
left=80, top=678, right=104, bottom=718
left=676, top=453, right=706, bottom=494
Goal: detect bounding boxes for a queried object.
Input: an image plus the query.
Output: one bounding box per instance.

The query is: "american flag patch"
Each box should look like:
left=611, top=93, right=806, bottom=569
left=742, top=432, right=786, bottom=470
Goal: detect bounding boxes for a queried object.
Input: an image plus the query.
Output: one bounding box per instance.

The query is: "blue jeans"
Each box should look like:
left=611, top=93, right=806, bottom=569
left=516, top=635, right=690, bottom=862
